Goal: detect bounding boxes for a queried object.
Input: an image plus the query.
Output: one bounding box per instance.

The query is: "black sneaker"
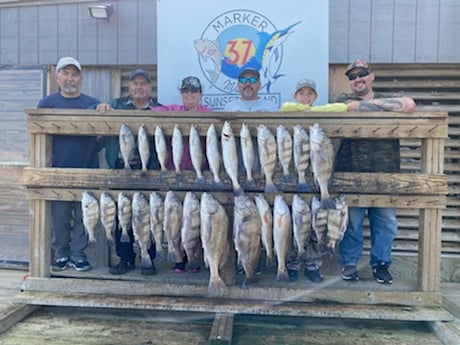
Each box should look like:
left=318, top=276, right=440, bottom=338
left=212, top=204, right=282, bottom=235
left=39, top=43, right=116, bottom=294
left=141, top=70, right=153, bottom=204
left=305, top=269, right=324, bottom=283
left=341, top=265, right=359, bottom=281
left=373, top=263, right=393, bottom=284
left=109, top=260, right=134, bottom=275
left=52, top=257, right=69, bottom=271
left=69, top=259, right=92, bottom=272
left=141, top=264, right=157, bottom=276
left=288, top=269, right=298, bottom=281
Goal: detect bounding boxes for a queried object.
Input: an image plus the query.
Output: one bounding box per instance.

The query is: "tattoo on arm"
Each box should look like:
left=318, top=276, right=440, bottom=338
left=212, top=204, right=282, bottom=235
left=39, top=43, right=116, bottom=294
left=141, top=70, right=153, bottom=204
left=358, top=99, right=403, bottom=112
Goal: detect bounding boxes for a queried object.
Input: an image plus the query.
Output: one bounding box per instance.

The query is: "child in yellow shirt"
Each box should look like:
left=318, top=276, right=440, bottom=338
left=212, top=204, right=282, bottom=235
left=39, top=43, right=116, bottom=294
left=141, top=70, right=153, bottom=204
left=280, top=78, right=347, bottom=112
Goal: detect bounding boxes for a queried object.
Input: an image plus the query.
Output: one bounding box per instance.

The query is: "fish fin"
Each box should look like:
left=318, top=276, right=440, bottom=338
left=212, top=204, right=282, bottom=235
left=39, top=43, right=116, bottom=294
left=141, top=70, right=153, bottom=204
left=208, top=276, right=229, bottom=297
left=120, top=231, right=130, bottom=243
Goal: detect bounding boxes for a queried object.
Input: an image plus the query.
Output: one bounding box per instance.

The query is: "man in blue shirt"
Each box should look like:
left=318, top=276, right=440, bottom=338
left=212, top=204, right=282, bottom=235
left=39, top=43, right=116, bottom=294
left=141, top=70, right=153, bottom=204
left=37, top=57, right=100, bottom=272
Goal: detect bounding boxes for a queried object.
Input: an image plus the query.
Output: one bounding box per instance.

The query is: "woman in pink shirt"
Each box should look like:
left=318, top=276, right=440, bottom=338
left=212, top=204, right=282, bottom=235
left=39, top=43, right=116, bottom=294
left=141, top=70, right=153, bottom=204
left=151, top=76, right=212, bottom=171
left=151, top=76, right=211, bottom=273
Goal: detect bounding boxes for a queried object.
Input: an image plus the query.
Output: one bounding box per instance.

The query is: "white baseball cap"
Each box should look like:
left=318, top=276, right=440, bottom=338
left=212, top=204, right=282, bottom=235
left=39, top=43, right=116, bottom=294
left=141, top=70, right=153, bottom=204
left=56, top=57, right=81, bottom=72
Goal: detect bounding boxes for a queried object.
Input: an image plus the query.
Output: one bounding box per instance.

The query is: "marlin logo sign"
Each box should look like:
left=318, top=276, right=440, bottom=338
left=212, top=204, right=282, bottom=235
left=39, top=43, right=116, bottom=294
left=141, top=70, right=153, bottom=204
left=195, top=9, right=301, bottom=94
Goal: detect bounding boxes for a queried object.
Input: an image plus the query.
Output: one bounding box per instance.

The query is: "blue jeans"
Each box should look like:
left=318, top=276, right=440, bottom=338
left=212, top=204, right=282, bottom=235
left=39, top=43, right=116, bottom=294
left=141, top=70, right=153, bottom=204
left=339, top=207, right=397, bottom=268
left=51, top=201, right=88, bottom=262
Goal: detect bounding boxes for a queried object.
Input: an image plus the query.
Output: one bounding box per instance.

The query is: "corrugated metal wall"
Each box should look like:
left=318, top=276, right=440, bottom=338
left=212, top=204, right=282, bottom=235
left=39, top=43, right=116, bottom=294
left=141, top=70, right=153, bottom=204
left=329, top=0, right=460, bottom=63
left=0, top=0, right=459, bottom=66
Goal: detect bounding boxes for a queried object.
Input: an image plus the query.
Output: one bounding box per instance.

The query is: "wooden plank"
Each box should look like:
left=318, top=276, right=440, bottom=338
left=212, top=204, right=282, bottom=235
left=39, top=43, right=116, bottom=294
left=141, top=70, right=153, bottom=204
left=0, top=304, right=38, bottom=334
left=19, top=276, right=444, bottom=307
left=23, top=188, right=447, bottom=210
left=25, top=109, right=449, bottom=137
left=20, top=168, right=449, bottom=197
left=15, top=291, right=454, bottom=322
left=209, top=313, right=233, bottom=345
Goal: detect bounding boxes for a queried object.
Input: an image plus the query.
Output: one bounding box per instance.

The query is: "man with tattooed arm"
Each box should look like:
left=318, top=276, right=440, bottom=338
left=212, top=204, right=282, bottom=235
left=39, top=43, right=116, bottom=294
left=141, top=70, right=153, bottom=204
left=334, top=59, right=415, bottom=285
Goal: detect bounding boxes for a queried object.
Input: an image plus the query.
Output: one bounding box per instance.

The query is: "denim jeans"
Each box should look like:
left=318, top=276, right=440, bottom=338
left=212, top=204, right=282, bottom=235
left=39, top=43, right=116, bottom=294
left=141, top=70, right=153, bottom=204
left=339, top=207, right=397, bottom=268
left=51, top=201, right=88, bottom=262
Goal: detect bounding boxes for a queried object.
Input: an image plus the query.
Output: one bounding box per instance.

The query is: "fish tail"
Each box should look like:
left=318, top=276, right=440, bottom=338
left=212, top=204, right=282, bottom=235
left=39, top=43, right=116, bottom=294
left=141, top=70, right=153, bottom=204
left=208, top=276, right=229, bottom=297
left=276, top=268, right=290, bottom=282
left=120, top=231, right=130, bottom=243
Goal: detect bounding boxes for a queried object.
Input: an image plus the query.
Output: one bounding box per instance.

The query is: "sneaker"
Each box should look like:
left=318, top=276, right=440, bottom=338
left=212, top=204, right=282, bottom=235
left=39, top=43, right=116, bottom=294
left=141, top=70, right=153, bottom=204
left=305, top=269, right=324, bottom=283
left=341, top=265, right=359, bottom=281
left=373, top=262, right=393, bottom=284
left=173, top=261, right=186, bottom=273
left=255, top=265, right=262, bottom=275
left=69, top=259, right=92, bottom=272
left=52, top=257, right=69, bottom=271
left=288, top=269, right=298, bottom=281
left=236, top=266, right=244, bottom=275
left=109, top=259, right=135, bottom=275
left=141, top=264, right=157, bottom=276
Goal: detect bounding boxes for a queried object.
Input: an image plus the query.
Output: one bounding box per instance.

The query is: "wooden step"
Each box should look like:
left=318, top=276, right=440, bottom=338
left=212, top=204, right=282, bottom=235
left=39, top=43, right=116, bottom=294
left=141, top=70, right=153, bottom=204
left=15, top=291, right=454, bottom=322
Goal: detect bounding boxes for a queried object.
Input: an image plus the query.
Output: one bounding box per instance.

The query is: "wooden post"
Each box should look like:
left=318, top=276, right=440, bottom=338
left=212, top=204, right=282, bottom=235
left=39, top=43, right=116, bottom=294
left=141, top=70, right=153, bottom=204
left=417, top=138, right=445, bottom=292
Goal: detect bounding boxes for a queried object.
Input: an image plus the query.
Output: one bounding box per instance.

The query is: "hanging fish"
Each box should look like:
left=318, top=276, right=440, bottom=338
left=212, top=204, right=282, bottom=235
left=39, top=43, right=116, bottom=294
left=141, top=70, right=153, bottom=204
left=181, top=192, right=202, bottom=272
left=221, top=121, right=242, bottom=195
left=254, top=193, right=275, bottom=268
left=154, top=125, right=168, bottom=172
left=240, top=123, right=255, bottom=185
left=309, top=123, right=335, bottom=209
left=119, top=124, right=136, bottom=171
left=233, top=195, right=262, bottom=288
left=189, top=125, right=204, bottom=182
left=163, top=191, right=183, bottom=262
left=137, top=124, right=150, bottom=172
left=81, top=191, right=99, bottom=244
left=200, top=192, right=230, bottom=296
left=132, top=192, right=153, bottom=270
left=273, top=194, right=291, bottom=282
left=276, top=125, right=293, bottom=183
left=293, top=124, right=310, bottom=191
left=149, top=191, right=165, bottom=260
left=206, top=123, right=222, bottom=184
left=172, top=124, right=184, bottom=173
left=117, top=192, right=132, bottom=243
left=257, top=124, right=277, bottom=193
left=100, top=192, right=117, bottom=244
left=291, top=194, right=312, bottom=261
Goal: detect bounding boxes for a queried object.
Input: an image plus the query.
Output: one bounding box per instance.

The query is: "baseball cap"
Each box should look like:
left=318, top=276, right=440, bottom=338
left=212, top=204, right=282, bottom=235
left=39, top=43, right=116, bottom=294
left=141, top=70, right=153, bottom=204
left=179, top=76, right=202, bottom=92
left=56, top=57, right=81, bottom=72
left=129, top=69, right=152, bottom=83
left=345, top=58, right=370, bottom=76
left=295, top=78, right=317, bottom=94
left=238, top=68, right=260, bottom=80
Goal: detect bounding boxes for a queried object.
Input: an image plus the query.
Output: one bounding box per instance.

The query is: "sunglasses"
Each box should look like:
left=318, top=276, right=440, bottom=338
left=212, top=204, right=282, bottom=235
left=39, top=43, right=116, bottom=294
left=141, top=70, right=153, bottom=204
left=239, top=76, right=258, bottom=84
left=348, top=70, right=370, bottom=81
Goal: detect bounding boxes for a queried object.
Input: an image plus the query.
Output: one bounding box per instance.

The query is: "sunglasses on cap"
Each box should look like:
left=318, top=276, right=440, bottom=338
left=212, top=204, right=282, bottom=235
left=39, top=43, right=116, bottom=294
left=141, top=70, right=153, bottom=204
left=348, top=70, right=370, bottom=81
left=239, top=76, right=258, bottom=84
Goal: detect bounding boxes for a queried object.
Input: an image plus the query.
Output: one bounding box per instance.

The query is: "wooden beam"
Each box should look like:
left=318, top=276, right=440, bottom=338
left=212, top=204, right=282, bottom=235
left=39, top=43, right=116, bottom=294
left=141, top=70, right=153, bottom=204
left=20, top=168, right=448, bottom=196
left=209, top=313, right=234, bottom=345
left=15, top=291, right=454, bottom=322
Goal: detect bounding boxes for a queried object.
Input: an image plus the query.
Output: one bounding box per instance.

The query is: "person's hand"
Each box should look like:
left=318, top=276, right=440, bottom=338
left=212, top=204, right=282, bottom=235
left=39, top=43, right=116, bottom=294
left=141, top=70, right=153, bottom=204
left=96, top=103, right=112, bottom=113
left=346, top=101, right=360, bottom=111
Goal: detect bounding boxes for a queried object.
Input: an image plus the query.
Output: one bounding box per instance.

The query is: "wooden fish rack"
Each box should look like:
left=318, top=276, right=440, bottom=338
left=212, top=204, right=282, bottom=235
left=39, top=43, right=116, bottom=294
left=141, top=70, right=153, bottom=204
left=18, top=109, right=451, bottom=344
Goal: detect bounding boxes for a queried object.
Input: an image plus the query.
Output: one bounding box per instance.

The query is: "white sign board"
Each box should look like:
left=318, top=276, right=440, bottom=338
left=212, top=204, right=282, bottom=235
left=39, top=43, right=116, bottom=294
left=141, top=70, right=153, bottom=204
left=157, top=0, right=329, bottom=110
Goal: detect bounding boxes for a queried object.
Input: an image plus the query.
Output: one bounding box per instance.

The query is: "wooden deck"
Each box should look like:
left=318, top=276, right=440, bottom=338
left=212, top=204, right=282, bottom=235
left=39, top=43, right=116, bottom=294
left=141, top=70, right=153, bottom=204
left=1, top=268, right=459, bottom=344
